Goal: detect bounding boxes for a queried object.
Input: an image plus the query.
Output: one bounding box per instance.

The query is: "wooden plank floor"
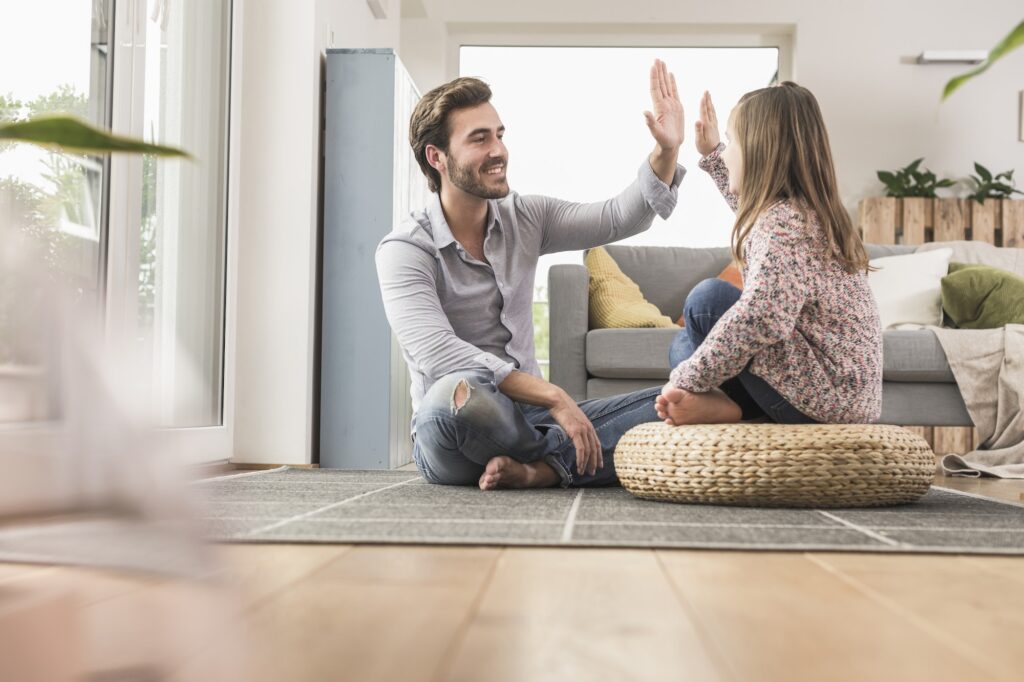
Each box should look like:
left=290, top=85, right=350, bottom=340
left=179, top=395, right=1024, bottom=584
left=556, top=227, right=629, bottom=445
left=2, top=473, right=1023, bottom=682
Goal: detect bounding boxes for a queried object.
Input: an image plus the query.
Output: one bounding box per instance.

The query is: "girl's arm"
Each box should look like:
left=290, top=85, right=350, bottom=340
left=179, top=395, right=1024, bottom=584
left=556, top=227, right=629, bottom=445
left=698, top=143, right=738, bottom=212
left=669, top=210, right=809, bottom=392
left=694, top=91, right=737, bottom=211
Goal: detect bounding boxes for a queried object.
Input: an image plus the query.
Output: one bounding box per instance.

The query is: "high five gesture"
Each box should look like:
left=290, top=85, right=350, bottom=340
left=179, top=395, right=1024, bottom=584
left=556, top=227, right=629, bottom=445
left=644, top=59, right=684, bottom=151
left=644, top=59, right=683, bottom=185
left=695, top=90, right=722, bottom=157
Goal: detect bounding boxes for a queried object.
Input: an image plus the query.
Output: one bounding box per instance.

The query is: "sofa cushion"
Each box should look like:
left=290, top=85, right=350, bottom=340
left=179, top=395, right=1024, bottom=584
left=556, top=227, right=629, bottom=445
left=865, top=244, right=917, bottom=259
left=587, top=328, right=678, bottom=379
left=882, top=330, right=955, bottom=382
left=868, top=248, right=953, bottom=328
left=941, top=262, right=1024, bottom=329
left=603, top=245, right=732, bottom=319
left=603, top=243, right=915, bottom=320
left=586, top=328, right=954, bottom=383
left=584, top=247, right=678, bottom=329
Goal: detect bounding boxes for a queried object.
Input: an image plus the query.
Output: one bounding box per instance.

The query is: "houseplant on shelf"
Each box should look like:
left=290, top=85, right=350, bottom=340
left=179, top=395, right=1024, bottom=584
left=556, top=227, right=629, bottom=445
left=967, top=163, right=1023, bottom=203
left=862, top=159, right=1024, bottom=247
left=876, top=158, right=954, bottom=198
left=861, top=158, right=956, bottom=246
left=964, top=163, right=1024, bottom=246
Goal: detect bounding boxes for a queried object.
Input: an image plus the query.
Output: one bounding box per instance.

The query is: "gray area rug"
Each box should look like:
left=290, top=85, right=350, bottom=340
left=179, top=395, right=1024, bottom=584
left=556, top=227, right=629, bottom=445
left=196, top=467, right=1024, bottom=554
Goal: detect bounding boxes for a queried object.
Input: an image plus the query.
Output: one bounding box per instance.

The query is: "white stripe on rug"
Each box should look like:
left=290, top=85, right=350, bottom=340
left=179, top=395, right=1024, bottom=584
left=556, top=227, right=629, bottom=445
left=817, top=510, right=901, bottom=547
left=560, top=489, right=584, bottom=543
left=242, top=475, right=420, bottom=536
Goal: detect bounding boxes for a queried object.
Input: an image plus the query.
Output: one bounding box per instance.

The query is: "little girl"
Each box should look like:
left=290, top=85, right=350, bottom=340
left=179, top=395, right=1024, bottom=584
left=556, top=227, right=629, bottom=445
left=656, top=82, right=882, bottom=426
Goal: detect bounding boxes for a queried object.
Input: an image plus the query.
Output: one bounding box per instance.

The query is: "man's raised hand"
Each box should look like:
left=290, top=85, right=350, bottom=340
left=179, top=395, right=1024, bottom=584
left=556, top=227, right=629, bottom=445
left=643, top=59, right=684, bottom=152
left=695, top=90, right=722, bottom=157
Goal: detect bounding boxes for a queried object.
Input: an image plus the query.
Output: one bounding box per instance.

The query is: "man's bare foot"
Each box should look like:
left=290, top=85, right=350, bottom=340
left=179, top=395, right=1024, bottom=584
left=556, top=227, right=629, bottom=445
left=655, top=386, right=742, bottom=426
left=478, top=456, right=560, bottom=491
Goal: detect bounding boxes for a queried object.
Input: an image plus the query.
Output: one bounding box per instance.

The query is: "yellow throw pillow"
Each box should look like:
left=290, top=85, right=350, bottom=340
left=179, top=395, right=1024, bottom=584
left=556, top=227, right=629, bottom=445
left=585, top=247, right=678, bottom=329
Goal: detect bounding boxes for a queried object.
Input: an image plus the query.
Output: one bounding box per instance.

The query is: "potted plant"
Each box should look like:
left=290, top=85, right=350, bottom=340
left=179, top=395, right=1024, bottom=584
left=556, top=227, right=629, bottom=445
left=862, top=159, right=1024, bottom=247
left=965, top=163, right=1024, bottom=246
left=861, top=158, right=956, bottom=245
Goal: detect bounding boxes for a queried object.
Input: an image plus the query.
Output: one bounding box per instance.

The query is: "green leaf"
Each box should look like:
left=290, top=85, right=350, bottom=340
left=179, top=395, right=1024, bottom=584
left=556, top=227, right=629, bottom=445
left=905, top=158, right=923, bottom=174
left=974, top=162, right=992, bottom=181
left=936, top=179, right=955, bottom=188
left=943, top=19, right=1024, bottom=100
left=0, top=115, right=189, bottom=157
left=877, top=172, right=900, bottom=193
left=878, top=170, right=906, bottom=196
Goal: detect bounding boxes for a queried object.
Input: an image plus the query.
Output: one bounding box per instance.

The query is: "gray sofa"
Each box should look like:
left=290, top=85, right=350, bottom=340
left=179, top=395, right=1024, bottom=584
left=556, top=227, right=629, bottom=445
left=548, top=244, right=972, bottom=426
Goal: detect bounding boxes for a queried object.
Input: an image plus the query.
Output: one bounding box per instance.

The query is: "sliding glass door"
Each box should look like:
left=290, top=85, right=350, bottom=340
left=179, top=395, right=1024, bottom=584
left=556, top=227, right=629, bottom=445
left=134, top=0, right=232, bottom=428
left=0, top=0, right=113, bottom=424
left=1, top=0, right=236, bottom=467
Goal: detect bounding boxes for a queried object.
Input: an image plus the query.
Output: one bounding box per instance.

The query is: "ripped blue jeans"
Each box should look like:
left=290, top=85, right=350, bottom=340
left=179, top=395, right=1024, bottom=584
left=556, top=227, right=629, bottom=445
left=411, top=372, right=660, bottom=487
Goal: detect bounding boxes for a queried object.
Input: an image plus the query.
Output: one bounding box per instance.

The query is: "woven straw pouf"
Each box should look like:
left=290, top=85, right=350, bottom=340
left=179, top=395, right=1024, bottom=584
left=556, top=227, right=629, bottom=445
left=615, top=423, right=934, bottom=508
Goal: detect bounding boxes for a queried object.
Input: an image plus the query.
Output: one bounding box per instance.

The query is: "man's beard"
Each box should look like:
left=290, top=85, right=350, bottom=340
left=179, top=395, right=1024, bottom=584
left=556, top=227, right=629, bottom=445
left=446, top=153, right=509, bottom=199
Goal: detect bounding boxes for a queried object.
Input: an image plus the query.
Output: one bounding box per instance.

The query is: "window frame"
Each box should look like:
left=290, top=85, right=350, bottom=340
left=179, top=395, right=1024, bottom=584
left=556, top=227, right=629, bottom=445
left=0, top=0, right=242, bottom=514
left=446, top=23, right=794, bottom=82
left=105, top=0, right=239, bottom=459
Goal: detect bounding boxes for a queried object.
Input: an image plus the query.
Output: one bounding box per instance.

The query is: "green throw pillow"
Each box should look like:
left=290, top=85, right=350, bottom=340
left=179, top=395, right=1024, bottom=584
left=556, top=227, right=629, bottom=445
left=941, top=262, right=1024, bottom=329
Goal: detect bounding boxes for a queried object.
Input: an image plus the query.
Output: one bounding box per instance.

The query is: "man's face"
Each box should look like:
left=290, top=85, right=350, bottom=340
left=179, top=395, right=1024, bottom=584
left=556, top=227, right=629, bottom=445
left=436, top=102, right=509, bottom=199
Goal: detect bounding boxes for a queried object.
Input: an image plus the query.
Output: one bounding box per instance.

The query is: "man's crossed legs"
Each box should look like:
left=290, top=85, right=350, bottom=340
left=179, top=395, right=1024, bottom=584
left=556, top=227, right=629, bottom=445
left=412, top=372, right=660, bottom=489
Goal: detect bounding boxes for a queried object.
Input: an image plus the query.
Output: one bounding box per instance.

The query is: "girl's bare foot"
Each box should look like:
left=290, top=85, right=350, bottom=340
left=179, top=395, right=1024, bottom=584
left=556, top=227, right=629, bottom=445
left=478, top=456, right=560, bottom=490
left=656, top=387, right=742, bottom=425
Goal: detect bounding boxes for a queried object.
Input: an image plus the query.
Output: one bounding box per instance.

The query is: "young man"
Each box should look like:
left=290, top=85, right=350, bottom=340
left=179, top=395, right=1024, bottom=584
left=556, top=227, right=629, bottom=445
left=376, top=60, right=685, bottom=490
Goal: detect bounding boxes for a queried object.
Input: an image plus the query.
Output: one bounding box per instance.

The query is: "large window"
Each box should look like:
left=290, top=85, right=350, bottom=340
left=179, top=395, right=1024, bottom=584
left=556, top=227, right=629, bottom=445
left=0, top=0, right=112, bottom=421
left=460, top=46, right=779, bottom=376
left=131, top=0, right=233, bottom=427
left=1, top=0, right=233, bottom=435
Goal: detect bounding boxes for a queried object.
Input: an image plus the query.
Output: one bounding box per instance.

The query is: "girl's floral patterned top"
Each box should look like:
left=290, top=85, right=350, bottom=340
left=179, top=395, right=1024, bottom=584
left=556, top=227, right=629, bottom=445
left=669, top=144, right=882, bottom=423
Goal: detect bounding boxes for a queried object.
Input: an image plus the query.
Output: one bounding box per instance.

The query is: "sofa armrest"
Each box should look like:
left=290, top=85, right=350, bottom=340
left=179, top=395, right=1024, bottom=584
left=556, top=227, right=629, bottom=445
left=549, top=263, right=589, bottom=401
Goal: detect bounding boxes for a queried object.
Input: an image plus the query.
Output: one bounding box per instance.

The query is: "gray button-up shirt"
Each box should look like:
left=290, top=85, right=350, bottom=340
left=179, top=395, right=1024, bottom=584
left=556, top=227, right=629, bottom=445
left=375, top=159, right=684, bottom=417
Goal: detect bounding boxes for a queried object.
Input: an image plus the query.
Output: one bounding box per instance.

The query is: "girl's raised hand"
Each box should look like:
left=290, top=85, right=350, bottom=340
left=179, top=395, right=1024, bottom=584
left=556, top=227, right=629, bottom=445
left=695, top=90, right=721, bottom=157
left=643, top=59, right=684, bottom=151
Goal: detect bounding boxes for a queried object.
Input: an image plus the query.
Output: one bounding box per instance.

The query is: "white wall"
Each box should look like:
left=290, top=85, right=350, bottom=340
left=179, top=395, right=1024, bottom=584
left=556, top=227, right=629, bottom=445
left=402, top=0, right=1024, bottom=214
left=233, top=0, right=399, bottom=464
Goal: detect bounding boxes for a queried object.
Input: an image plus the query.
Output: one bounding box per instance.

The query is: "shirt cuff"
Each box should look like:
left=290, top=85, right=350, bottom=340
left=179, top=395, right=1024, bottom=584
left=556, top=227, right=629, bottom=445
left=638, top=158, right=685, bottom=220
left=697, top=143, right=726, bottom=172
left=475, top=352, right=517, bottom=386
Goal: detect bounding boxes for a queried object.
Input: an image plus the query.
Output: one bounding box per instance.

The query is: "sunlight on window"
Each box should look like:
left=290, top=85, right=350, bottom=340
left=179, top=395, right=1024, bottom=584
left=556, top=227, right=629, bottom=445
left=0, top=1, right=108, bottom=425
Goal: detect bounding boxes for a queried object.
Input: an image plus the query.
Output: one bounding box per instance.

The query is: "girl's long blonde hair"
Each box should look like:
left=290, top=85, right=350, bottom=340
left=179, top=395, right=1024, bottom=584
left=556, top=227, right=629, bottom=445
left=730, top=82, right=869, bottom=273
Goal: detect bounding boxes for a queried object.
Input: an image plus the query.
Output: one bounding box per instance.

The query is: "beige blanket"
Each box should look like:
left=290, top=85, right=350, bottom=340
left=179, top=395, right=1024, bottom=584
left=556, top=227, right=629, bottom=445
left=918, top=241, right=1024, bottom=477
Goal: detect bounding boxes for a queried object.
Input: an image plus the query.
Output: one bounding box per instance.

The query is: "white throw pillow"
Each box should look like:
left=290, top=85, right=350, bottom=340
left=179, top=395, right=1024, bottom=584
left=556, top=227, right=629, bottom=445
left=868, top=248, right=953, bottom=329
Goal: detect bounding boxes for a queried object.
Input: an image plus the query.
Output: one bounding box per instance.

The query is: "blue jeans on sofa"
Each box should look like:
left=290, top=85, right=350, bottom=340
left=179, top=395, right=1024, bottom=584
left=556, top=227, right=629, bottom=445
left=668, top=278, right=817, bottom=424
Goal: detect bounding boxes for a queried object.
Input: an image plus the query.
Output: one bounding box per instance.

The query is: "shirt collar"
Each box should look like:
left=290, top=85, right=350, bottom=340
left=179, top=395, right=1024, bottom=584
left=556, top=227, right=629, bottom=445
left=426, top=192, right=502, bottom=252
